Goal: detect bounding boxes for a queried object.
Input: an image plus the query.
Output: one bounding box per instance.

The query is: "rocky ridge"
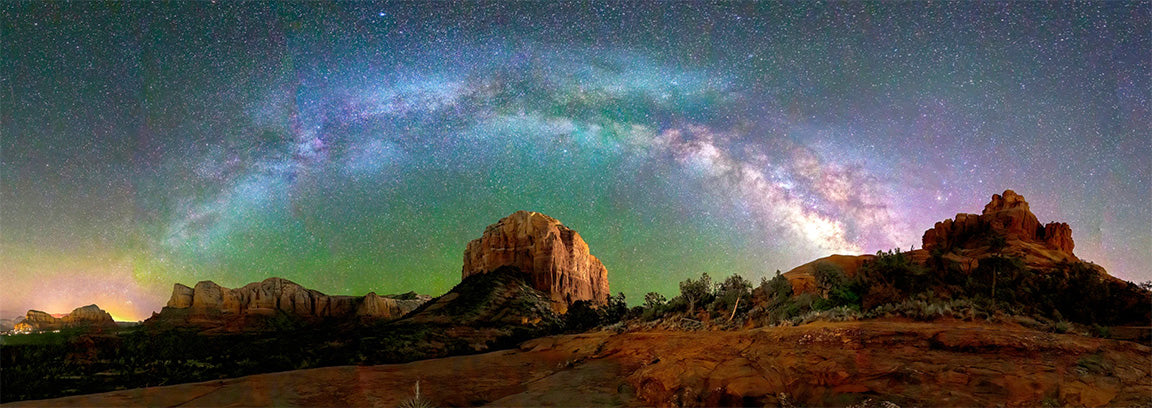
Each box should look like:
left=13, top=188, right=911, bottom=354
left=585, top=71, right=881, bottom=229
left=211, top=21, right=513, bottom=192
left=147, top=277, right=429, bottom=330
left=462, top=211, right=610, bottom=312
left=12, top=305, right=116, bottom=332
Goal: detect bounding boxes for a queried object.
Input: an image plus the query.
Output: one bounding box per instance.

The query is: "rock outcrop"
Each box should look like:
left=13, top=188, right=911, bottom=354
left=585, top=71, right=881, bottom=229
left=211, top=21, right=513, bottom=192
left=462, top=211, right=609, bottom=312
left=147, top=277, right=430, bottom=330
left=921, top=189, right=1076, bottom=260
left=12, top=305, right=116, bottom=332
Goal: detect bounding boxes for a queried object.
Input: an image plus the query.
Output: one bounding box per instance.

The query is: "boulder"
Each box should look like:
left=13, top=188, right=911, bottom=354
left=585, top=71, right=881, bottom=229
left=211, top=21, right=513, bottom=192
left=462, top=211, right=610, bottom=312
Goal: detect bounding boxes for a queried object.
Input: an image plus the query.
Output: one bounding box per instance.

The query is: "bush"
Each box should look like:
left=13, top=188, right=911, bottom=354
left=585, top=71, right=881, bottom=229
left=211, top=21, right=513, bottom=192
left=643, top=292, right=667, bottom=309
left=813, top=263, right=861, bottom=310
left=760, top=271, right=793, bottom=300
left=564, top=300, right=603, bottom=332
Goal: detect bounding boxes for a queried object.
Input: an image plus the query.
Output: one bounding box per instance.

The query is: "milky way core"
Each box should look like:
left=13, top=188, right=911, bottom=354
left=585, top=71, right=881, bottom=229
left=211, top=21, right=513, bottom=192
left=2, top=2, right=1148, bottom=320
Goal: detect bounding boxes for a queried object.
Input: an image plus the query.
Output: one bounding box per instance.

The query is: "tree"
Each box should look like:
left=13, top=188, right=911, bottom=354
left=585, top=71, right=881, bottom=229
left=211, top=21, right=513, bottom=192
left=988, top=234, right=1008, bottom=299
left=679, top=272, right=713, bottom=312
left=762, top=271, right=792, bottom=300
left=643, top=292, right=667, bottom=309
left=715, top=274, right=753, bottom=316
left=605, top=292, right=628, bottom=322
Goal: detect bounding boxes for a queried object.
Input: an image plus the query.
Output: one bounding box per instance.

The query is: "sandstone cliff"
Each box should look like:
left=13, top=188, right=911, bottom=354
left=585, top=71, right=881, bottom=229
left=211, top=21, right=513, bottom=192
left=462, top=211, right=609, bottom=312
left=12, top=305, right=116, bottom=332
left=148, top=277, right=429, bottom=330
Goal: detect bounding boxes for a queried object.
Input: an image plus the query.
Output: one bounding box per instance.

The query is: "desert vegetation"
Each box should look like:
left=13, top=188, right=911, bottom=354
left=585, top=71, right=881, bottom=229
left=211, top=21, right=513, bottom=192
left=618, top=248, right=1151, bottom=334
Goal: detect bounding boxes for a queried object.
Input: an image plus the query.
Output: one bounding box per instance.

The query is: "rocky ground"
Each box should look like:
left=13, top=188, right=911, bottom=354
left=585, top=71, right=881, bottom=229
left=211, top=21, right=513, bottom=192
left=9, top=320, right=1149, bottom=407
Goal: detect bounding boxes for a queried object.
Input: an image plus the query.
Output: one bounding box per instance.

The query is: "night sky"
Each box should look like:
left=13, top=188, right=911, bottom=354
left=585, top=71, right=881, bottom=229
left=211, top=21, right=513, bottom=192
left=2, top=2, right=1148, bottom=321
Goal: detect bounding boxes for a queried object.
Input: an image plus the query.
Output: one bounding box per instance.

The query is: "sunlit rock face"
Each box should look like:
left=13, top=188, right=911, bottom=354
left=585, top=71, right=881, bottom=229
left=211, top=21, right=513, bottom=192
left=462, top=211, right=610, bottom=312
left=148, top=277, right=430, bottom=330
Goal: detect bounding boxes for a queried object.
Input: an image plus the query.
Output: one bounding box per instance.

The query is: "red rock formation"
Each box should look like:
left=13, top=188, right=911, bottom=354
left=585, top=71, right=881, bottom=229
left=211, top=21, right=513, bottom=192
left=13, top=305, right=116, bottom=332
left=787, top=190, right=1091, bottom=293
left=462, top=211, right=609, bottom=312
left=148, top=277, right=429, bottom=329
left=1041, top=222, right=1075, bottom=254
left=921, top=190, right=1076, bottom=260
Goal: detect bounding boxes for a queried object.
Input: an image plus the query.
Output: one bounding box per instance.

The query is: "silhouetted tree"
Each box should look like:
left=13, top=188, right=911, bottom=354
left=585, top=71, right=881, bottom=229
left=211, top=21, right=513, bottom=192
left=679, top=272, right=713, bottom=312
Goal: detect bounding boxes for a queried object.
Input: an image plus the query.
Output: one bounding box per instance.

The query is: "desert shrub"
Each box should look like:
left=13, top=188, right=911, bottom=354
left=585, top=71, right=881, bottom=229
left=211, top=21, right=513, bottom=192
left=970, top=255, right=1027, bottom=302
left=858, top=248, right=930, bottom=296
left=796, top=306, right=862, bottom=325
left=604, top=292, right=628, bottom=323
left=812, top=263, right=861, bottom=311
left=563, top=293, right=626, bottom=331
left=867, top=297, right=982, bottom=321
left=643, top=292, right=667, bottom=309
left=640, top=292, right=668, bottom=321
left=760, top=271, right=793, bottom=300
left=564, top=300, right=603, bottom=331
left=1092, top=324, right=1112, bottom=339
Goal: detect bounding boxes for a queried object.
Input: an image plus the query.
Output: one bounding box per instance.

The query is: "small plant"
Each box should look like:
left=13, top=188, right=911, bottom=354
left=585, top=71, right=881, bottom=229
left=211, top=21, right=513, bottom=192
left=397, top=380, right=435, bottom=408
left=1051, top=320, right=1070, bottom=334
left=1092, top=324, right=1112, bottom=339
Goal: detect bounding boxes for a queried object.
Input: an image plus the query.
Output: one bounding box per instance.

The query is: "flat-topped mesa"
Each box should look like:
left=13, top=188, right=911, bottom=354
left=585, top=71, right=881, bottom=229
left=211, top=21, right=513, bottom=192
left=151, top=277, right=430, bottom=329
left=462, top=211, right=610, bottom=312
left=922, top=190, right=1076, bottom=260
left=13, top=304, right=116, bottom=332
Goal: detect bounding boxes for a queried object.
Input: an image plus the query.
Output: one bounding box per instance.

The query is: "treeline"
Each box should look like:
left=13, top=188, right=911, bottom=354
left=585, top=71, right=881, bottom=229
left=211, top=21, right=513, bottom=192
left=567, top=247, right=1152, bottom=332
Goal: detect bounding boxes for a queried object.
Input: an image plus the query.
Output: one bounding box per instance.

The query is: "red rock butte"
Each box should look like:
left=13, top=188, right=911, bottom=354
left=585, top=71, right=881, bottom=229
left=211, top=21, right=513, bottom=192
left=922, top=189, right=1076, bottom=260
left=462, top=211, right=610, bottom=312
left=785, top=189, right=1101, bottom=293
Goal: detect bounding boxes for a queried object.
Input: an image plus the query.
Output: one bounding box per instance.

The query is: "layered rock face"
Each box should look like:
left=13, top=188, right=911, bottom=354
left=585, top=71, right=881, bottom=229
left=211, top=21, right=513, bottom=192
left=922, top=190, right=1076, bottom=260
left=462, top=211, right=609, bottom=311
left=13, top=305, right=116, bottom=332
left=150, top=277, right=429, bottom=329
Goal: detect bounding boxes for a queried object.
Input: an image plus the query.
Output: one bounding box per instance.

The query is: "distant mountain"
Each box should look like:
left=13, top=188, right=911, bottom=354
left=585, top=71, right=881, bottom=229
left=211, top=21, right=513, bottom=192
left=12, top=305, right=116, bottom=333
left=0, top=316, right=24, bottom=332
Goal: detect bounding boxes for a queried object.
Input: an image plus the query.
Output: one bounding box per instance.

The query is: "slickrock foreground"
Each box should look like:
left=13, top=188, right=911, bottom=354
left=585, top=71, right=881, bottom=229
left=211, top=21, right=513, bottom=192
left=10, top=321, right=1149, bottom=407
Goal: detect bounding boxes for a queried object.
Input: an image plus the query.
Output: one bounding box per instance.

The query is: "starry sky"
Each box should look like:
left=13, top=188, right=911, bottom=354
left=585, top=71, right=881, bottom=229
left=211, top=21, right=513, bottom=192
left=2, top=2, right=1149, bottom=321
